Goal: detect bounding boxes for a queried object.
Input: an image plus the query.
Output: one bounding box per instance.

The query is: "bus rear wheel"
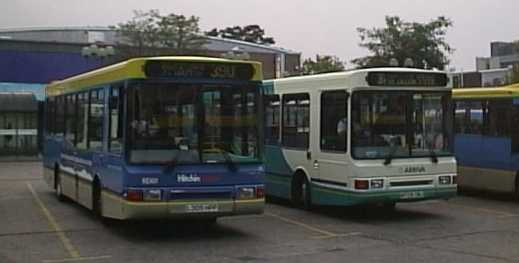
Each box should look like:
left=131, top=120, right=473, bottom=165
left=55, top=167, right=65, bottom=202
left=92, top=179, right=103, bottom=218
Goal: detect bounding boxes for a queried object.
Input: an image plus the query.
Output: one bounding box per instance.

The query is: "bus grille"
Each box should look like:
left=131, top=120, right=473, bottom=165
left=390, top=180, right=433, bottom=187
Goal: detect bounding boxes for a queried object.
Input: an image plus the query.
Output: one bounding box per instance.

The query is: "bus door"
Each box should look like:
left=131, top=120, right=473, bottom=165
left=313, top=90, right=350, bottom=186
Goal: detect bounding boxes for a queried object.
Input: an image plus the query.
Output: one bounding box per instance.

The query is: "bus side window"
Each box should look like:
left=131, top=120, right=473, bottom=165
left=109, top=85, right=123, bottom=154
left=264, top=94, right=280, bottom=145
left=88, top=89, right=105, bottom=151
left=321, top=91, right=348, bottom=152
left=55, top=95, right=65, bottom=137
left=76, top=92, right=89, bottom=150
left=282, top=93, right=310, bottom=149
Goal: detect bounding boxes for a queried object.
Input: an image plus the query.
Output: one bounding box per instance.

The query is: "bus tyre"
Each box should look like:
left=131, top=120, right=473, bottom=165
left=293, top=174, right=312, bottom=210
left=515, top=175, right=519, bottom=200
left=55, top=169, right=65, bottom=202
left=92, top=179, right=103, bottom=218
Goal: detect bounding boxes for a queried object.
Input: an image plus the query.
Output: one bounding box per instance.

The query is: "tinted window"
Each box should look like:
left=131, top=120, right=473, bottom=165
left=264, top=95, right=280, bottom=145
left=109, top=85, right=124, bottom=154
left=88, top=89, right=105, bottom=151
left=76, top=92, right=89, bottom=150
left=65, top=94, right=77, bottom=145
left=282, top=93, right=310, bottom=149
left=321, top=91, right=348, bottom=152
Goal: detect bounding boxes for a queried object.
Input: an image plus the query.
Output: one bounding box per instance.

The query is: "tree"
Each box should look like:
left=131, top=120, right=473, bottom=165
left=112, top=10, right=207, bottom=56
left=352, top=16, right=454, bottom=70
left=156, top=13, right=207, bottom=52
left=112, top=10, right=161, bottom=55
left=302, top=55, right=345, bottom=75
left=206, top=25, right=275, bottom=45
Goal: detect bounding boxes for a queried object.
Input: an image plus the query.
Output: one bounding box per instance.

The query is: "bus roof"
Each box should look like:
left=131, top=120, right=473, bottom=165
left=46, top=56, right=263, bottom=96
left=263, top=67, right=447, bottom=88
left=452, top=83, right=519, bottom=99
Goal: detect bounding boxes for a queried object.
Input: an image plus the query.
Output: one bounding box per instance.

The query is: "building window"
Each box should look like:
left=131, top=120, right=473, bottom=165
left=282, top=93, right=310, bottom=149
left=321, top=91, right=348, bottom=152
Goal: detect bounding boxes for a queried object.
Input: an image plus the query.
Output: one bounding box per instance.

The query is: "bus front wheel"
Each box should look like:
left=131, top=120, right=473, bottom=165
left=292, top=173, right=312, bottom=210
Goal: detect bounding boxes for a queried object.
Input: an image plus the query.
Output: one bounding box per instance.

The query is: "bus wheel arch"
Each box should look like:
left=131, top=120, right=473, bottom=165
left=291, top=169, right=312, bottom=210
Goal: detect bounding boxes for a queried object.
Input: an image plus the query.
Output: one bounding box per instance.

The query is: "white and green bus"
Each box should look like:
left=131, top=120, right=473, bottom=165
left=263, top=68, right=457, bottom=209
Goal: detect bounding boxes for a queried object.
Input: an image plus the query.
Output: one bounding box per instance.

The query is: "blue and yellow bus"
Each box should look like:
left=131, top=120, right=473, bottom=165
left=43, top=57, right=265, bottom=221
left=453, top=84, right=519, bottom=196
left=263, top=69, right=457, bottom=209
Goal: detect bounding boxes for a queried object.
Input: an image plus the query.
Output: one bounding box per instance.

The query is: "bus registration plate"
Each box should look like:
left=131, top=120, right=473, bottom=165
left=400, top=191, right=424, bottom=200
left=185, top=203, right=219, bottom=213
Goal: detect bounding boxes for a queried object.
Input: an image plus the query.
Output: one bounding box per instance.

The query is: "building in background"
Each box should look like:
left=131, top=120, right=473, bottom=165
left=0, top=92, right=39, bottom=158
left=450, top=40, right=519, bottom=88
left=476, top=41, right=519, bottom=70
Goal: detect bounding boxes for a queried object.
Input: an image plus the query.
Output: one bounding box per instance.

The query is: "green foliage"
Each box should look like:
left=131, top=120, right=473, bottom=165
left=352, top=16, right=454, bottom=70
left=112, top=10, right=207, bottom=56
left=206, top=25, right=275, bottom=45
left=302, top=55, right=345, bottom=75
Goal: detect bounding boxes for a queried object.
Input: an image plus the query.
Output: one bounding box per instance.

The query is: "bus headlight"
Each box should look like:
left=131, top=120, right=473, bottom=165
left=439, top=176, right=452, bottom=185
left=370, top=179, right=384, bottom=189
left=143, top=189, right=162, bottom=201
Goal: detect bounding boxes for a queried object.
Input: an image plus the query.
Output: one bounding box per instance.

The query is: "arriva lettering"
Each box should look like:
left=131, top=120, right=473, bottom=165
left=403, top=166, right=426, bottom=173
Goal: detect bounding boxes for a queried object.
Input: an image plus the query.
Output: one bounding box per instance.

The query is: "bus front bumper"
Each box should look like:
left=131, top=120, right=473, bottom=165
left=312, top=186, right=457, bottom=206
left=102, top=191, right=265, bottom=220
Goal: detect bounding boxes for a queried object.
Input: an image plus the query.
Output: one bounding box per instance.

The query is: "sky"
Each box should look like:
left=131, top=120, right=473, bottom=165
left=1, top=0, right=518, bottom=71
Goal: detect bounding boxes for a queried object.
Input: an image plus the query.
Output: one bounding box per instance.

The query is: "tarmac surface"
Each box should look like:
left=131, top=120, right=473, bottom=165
left=1, top=162, right=519, bottom=263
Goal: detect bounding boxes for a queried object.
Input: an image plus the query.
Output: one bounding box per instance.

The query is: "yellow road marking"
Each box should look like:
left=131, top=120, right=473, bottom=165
left=42, top=256, right=112, bottom=263
left=312, top=232, right=363, bottom=240
left=266, top=212, right=337, bottom=237
left=27, top=183, right=81, bottom=259
left=42, top=255, right=112, bottom=263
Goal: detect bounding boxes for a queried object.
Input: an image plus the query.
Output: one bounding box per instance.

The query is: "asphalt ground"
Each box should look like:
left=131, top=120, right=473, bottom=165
left=1, top=162, right=519, bottom=263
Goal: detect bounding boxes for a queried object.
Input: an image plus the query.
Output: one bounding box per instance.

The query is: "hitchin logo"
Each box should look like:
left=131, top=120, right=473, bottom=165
left=177, top=173, right=201, bottom=183
left=402, top=166, right=426, bottom=173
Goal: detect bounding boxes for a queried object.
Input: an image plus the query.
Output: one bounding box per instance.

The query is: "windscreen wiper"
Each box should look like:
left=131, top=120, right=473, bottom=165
left=383, top=144, right=397, bottom=166
left=429, top=146, right=439, bottom=164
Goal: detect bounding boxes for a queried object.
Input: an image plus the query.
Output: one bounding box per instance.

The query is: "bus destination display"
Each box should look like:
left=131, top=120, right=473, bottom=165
left=366, top=72, right=448, bottom=87
left=144, top=61, right=255, bottom=80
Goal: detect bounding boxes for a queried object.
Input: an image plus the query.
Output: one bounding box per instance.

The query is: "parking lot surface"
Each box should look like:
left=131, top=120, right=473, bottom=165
left=1, top=162, right=519, bottom=263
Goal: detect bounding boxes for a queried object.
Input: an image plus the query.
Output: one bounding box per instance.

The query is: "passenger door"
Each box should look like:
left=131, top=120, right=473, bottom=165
left=313, top=90, right=350, bottom=187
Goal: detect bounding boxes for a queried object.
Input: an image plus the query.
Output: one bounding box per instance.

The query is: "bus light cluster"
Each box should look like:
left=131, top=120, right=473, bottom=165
left=439, top=175, right=457, bottom=185
left=355, top=179, right=385, bottom=190
left=236, top=185, right=265, bottom=200
left=126, top=189, right=162, bottom=202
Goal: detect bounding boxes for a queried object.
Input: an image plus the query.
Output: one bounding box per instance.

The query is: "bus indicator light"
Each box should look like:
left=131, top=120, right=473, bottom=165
left=127, top=189, right=143, bottom=201
left=256, top=186, right=265, bottom=199
left=355, top=180, right=370, bottom=190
